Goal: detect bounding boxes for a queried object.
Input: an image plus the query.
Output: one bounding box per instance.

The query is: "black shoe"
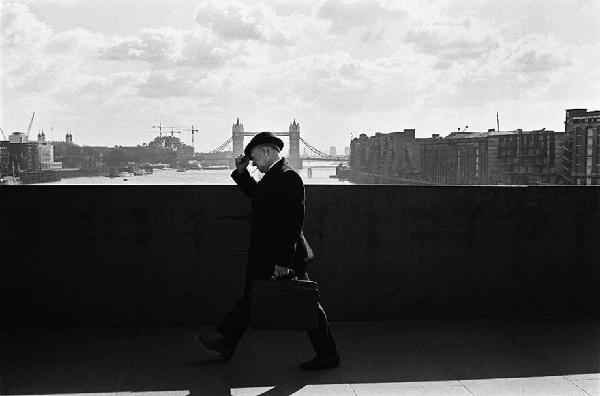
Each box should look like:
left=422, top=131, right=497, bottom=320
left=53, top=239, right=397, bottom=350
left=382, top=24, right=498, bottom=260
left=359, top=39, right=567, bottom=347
left=198, top=335, right=234, bottom=361
left=300, top=353, right=340, bottom=370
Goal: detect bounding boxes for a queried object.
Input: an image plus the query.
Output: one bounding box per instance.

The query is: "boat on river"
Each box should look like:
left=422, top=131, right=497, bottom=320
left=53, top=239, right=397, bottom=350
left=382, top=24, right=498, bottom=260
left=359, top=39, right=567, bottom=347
left=0, top=176, right=22, bottom=186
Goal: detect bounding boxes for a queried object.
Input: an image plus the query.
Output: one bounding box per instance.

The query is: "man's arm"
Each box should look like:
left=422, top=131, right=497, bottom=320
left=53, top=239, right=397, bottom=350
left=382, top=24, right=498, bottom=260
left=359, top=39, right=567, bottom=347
left=230, top=154, right=257, bottom=198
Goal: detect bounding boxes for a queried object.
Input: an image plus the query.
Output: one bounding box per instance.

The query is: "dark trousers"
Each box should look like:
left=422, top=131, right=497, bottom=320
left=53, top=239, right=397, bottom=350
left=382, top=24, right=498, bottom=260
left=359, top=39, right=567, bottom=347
left=215, top=273, right=338, bottom=357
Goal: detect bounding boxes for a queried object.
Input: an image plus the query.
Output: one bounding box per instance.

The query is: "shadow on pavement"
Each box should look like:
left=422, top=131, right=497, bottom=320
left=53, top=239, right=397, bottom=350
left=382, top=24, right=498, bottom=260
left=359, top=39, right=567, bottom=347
left=1, top=316, right=599, bottom=395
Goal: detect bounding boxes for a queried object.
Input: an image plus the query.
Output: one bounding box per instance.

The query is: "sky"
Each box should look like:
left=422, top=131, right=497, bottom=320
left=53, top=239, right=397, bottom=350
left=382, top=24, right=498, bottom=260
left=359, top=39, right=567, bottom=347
left=1, top=0, right=599, bottom=153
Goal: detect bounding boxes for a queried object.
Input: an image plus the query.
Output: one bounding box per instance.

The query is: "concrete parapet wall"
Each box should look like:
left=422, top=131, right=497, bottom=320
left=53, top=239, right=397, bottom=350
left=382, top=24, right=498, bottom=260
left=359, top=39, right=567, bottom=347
left=1, top=186, right=599, bottom=329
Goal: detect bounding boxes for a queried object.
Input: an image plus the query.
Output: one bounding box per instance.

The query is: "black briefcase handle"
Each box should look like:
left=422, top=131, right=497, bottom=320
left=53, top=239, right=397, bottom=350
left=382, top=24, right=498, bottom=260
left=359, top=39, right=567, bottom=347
left=271, top=268, right=297, bottom=281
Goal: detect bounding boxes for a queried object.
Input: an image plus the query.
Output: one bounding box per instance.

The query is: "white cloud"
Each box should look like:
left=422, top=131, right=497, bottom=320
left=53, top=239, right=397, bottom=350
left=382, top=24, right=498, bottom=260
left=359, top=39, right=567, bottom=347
left=47, top=27, right=106, bottom=54
left=317, top=0, right=407, bottom=35
left=405, top=28, right=498, bottom=63
left=443, top=0, right=600, bottom=46
left=53, top=72, right=142, bottom=104
left=194, top=0, right=264, bottom=41
left=136, top=70, right=195, bottom=98
left=240, top=51, right=426, bottom=114
left=98, top=27, right=242, bottom=68
left=193, top=0, right=326, bottom=47
left=99, top=27, right=186, bottom=63
left=16, top=0, right=80, bottom=5
left=403, top=13, right=500, bottom=68
left=1, top=2, right=71, bottom=93
left=181, top=30, right=244, bottom=67
left=505, top=35, right=571, bottom=74
left=1, top=1, right=52, bottom=48
left=422, top=34, right=577, bottom=107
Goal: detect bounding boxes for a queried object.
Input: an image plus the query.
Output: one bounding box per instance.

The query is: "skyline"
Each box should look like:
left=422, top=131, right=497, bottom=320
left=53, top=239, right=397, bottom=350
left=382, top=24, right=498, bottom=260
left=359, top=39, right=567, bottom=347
left=1, top=0, right=599, bottom=152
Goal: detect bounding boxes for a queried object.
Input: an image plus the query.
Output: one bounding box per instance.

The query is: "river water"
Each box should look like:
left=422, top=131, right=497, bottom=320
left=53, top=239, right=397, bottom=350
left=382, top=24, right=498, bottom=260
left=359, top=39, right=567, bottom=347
left=42, top=161, right=352, bottom=185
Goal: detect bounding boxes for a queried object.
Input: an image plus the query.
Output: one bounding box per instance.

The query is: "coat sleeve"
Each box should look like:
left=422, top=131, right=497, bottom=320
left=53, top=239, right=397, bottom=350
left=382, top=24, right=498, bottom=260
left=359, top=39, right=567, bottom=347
left=231, top=169, right=257, bottom=198
left=271, top=171, right=305, bottom=268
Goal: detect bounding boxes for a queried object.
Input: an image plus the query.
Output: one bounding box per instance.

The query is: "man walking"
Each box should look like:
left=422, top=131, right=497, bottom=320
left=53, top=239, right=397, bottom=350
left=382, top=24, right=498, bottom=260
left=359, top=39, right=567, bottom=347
left=199, top=132, right=340, bottom=369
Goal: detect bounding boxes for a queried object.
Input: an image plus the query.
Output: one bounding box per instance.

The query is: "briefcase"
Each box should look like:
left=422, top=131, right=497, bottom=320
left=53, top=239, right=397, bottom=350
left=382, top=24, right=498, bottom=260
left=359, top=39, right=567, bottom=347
left=250, top=278, right=319, bottom=330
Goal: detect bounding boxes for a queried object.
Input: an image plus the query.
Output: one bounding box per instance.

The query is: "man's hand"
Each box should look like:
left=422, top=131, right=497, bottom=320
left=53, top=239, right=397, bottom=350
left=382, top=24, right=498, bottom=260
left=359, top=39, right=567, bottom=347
left=273, top=265, right=290, bottom=278
left=235, top=154, right=250, bottom=173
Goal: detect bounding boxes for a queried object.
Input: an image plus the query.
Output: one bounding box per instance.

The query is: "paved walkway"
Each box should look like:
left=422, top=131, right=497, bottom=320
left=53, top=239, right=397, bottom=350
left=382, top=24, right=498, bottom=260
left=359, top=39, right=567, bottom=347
left=2, top=316, right=599, bottom=396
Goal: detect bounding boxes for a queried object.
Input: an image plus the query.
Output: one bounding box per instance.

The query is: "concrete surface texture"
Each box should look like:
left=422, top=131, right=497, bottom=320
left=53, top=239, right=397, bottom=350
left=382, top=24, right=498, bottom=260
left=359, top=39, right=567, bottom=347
left=1, top=186, right=599, bottom=329
left=2, top=316, right=599, bottom=396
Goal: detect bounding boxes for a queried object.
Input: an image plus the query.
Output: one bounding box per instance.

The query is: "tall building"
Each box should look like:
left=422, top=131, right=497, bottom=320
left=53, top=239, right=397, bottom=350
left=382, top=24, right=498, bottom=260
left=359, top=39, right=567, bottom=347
left=564, top=109, right=600, bottom=185
left=350, top=129, right=419, bottom=183
left=421, top=129, right=564, bottom=185
left=38, top=132, right=62, bottom=170
left=0, top=145, right=9, bottom=175
left=344, top=146, right=350, bottom=156
left=495, top=129, right=564, bottom=185
left=6, top=133, right=40, bottom=173
left=0, top=132, right=61, bottom=175
left=9, top=132, right=28, bottom=144
left=329, top=146, right=336, bottom=156
left=420, top=132, right=489, bottom=185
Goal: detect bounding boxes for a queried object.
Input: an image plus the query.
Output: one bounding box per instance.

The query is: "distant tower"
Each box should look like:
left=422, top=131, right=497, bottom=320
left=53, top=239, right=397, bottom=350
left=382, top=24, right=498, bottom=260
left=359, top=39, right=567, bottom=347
left=66, top=132, right=73, bottom=143
left=231, top=118, right=244, bottom=169
left=288, top=119, right=302, bottom=169
left=37, top=131, right=44, bottom=142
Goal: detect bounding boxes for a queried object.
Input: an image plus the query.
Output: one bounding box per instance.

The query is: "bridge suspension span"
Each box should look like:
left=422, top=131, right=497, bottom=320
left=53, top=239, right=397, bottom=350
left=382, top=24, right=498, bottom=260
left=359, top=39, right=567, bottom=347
left=300, top=137, right=337, bottom=159
left=210, top=136, right=345, bottom=160
left=211, top=137, right=232, bottom=153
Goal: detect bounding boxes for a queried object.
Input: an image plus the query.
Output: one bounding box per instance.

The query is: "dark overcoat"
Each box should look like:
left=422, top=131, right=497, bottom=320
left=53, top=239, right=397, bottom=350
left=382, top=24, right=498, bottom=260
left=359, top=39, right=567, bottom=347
left=231, top=158, right=314, bottom=284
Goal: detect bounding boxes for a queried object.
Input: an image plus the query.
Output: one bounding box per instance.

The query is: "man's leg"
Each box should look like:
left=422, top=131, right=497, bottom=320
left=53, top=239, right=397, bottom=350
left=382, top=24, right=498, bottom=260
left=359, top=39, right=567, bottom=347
left=307, top=302, right=338, bottom=357
left=299, top=272, right=339, bottom=369
left=199, top=291, right=251, bottom=361
left=215, top=294, right=251, bottom=350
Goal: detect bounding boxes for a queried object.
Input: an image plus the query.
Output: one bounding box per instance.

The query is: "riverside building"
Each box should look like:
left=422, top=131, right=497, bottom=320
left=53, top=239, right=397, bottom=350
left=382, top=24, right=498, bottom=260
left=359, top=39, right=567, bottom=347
left=563, top=109, right=600, bottom=185
left=348, top=109, right=593, bottom=186
left=0, top=131, right=62, bottom=182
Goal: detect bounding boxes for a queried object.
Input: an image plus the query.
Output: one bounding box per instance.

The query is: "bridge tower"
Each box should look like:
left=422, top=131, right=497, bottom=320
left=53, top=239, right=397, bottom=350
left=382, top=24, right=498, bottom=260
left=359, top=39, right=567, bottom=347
left=232, top=118, right=244, bottom=169
left=288, top=119, right=302, bottom=169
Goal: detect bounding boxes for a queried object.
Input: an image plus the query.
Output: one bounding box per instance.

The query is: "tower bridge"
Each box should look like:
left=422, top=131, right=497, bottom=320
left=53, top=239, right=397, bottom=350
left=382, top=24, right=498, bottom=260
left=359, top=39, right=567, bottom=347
left=201, top=118, right=347, bottom=169
left=232, top=118, right=302, bottom=169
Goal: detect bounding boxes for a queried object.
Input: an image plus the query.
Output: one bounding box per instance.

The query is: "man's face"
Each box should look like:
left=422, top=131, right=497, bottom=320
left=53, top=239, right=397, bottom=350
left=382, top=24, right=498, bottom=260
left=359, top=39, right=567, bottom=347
left=250, top=146, right=269, bottom=173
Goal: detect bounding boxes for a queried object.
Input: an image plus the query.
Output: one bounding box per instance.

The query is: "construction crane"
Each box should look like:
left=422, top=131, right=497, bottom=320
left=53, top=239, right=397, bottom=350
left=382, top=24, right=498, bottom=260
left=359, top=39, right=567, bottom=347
left=0, top=127, right=6, bottom=141
left=152, top=121, right=179, bottom=138
left=25, top=112, right=35, bottom=138
left=179, top=125, right=198, bottom=151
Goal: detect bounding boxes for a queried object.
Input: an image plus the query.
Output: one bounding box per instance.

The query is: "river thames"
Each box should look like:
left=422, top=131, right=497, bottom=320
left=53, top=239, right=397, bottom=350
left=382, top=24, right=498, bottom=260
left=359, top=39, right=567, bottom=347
left=41, top=161, right=352, bottom=185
